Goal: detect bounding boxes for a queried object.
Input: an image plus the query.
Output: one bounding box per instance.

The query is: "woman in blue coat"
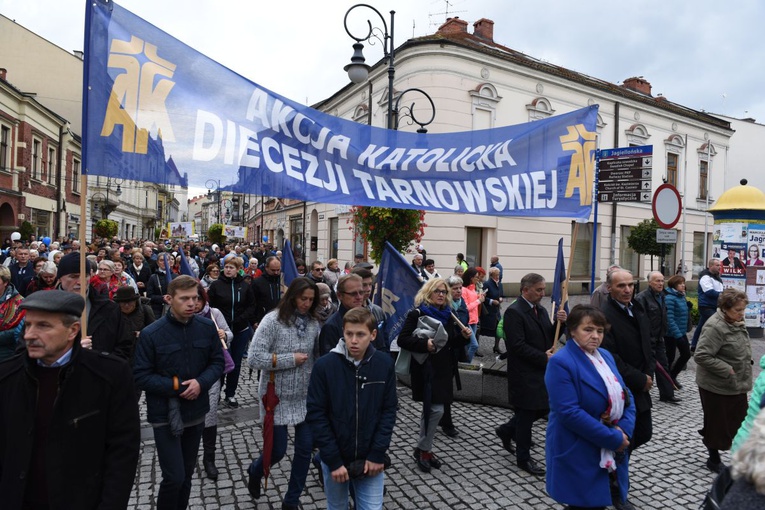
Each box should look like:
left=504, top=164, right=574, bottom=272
left=545, top=305, right=636, bottom=509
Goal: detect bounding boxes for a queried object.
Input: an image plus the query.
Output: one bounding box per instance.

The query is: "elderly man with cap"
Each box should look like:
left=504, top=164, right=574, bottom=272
left=56, top=252, right=130, bottom=360
left=114, top=286, right=156, bottom=366
left=0, top=290, right=140, bottom=509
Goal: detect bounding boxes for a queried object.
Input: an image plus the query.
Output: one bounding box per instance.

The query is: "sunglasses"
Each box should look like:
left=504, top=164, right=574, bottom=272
left=342, top=290, right=365, bottom=297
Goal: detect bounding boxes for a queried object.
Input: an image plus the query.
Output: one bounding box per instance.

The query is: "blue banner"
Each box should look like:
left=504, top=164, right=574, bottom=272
left=281, top=240, right=299, bottom=287
left=373, top=242, right=423, bottom=346
left=83, top=1, right=598, bottom=219
left=550, top=237, right=569, bottom=316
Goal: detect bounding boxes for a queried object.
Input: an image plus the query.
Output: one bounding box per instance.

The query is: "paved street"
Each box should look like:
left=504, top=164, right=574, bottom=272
left=128, top=320, right=765, bottom=509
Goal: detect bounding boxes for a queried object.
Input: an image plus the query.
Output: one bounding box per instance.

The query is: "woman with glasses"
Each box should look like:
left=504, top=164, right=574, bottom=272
left=398, top=278, right=471, bottom=473
left=90, top=260, right=121, bottom=299
left=201, top=263, right=221, bottom=290
left=112, top=257, right=138, bottom=293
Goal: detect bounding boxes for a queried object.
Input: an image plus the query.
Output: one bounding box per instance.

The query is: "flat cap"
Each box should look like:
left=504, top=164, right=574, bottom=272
left=20, top=289, right=85, bottom=316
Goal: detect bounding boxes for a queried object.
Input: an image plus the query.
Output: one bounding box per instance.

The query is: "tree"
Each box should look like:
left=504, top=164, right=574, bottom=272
left=19, top=220, right=34, bottom=241
left=627, top=218, right=672, bottom=272
left=94, top=219, right=118, bottom=239
left=207, top=223, right=226, bottom=245
left=348, top=206, right=427, bottom=264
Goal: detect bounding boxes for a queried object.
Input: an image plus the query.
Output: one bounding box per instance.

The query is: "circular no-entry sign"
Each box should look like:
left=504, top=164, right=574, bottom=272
left=652, top=183, right=682, bottom=229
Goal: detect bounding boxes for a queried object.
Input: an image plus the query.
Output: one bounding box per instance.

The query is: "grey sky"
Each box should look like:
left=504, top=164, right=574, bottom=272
left=2, top=0, right=763, bottom=124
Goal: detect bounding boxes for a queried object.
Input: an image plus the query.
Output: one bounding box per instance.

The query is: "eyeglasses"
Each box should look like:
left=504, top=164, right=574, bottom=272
left=342, top=290, right=365, bottom=297
left=433, top=289, right=448, bottom=295
left=313, top=267, right=325, bottom=271
left=98, top=267, right=112, bottom=272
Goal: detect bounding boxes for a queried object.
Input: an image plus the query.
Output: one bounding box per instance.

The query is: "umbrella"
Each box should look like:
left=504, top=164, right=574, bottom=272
left=262, top=354, right=280, bottom=490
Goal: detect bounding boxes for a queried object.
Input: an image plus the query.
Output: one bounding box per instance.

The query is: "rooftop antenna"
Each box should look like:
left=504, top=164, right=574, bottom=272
left=428, top=0, right=467, bottom=27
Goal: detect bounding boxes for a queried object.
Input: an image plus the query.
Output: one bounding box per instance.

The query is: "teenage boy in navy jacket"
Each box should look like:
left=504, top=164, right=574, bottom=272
left=307, top=307, right=397, bottom=510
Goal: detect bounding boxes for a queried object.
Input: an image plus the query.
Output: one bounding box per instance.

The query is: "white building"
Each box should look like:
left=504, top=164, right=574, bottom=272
left=251, top=17, right=733, bottom=290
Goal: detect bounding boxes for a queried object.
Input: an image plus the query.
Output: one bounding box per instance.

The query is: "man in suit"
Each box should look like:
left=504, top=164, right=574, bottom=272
left=496, top=273, right=566, bottom=476
left=601, top=269, right=656, bottom=452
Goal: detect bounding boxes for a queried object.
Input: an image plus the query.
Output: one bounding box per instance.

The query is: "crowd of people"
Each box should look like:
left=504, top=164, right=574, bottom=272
left=1, top=233, right=764, bottom=509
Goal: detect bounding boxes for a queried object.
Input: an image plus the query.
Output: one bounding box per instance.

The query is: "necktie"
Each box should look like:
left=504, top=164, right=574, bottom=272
left=533, top=306, right=539, bottom=318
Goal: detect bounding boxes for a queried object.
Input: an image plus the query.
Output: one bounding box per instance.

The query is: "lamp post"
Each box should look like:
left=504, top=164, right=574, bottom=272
left=206, top=179, right=222, bottom=224
left=91, top=177, right=123, bottom=219
left=343, top=3, right=436, bottom=132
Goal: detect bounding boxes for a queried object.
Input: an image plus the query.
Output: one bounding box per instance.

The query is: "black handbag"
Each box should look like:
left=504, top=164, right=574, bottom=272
left=347, top=454, right=392, bottom=480
left=700, top=465, right=733, bottom=510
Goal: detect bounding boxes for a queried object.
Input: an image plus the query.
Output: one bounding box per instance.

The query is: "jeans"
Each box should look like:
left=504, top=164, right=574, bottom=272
left=249, top=422, right=312, bottom=506
left=322, top=462, right=384, bottom=510
left=691, top=306, right=716, bottom=349
left=224, top=325, right=252, bottom=399
left=417, top=403, right=444, bottom=452
left=153, top=422, right=204, bottom=510
left=466, top=324, right=479, bottom=362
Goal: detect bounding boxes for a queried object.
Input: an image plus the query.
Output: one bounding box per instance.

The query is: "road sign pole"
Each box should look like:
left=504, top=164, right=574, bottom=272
left=591, top=149, right=601, bottom=295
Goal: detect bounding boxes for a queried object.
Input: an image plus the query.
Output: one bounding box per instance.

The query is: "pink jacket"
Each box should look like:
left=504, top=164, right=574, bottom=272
left=462, top=284, right=481, bottom=325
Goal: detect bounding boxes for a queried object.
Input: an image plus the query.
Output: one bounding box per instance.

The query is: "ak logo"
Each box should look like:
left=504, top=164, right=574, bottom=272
left=101, top=35, right=177, bottom=154
left=560, top=124, right=597, bottom=206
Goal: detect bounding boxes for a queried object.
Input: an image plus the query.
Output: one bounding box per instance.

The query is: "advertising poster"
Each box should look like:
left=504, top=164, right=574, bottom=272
left=745, top=303, right=762, bottom=328
left=169, top=222, right=193, bottom=239
left=224, top=225, right=247, bottom=239
left=716, top=223, right=747, bottom=243
left=720, top=242, right=747, bottom=274
left=747, top=224, right=765, bottom=267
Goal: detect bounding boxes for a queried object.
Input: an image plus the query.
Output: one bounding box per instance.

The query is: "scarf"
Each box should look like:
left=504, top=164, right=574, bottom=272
left=583, top=347, right=626, bottom=473
left=450, top=298, right=463, bottom=311
left=420, top=303, right=451, bottom=326
left=293, top=312, right=311, bottom=335
left=0, top=284, right=24, bottom=330
left=196, top=302, right=212, bottom=319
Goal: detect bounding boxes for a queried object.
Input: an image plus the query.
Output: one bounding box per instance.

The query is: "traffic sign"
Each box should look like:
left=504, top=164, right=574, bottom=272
left=598, top=191, right=651, bottom=203
left=600, top=145, right=653, bottom=160
left=598, top=180, right=652, bottom=193
left=599, top=168, right=652, bottom=182
left=652, top=183, right=682, bottom=229
left=656, top=229, right=678, bottom=243
left=599, top=157, right=653, bottom=171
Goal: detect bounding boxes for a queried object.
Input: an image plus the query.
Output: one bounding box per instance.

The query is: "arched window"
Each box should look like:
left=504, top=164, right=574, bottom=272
left=526, top=97, right=554, bottom=121
left=664, top=135, right=685, bottom=187
left=469, top=83, right=502, bottom=130
left=625, top=123, right=651, bottom=145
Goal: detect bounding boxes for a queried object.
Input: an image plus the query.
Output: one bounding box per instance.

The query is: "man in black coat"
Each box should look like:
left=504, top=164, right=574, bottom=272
left=251, top=256, right=282, bottom=325
left=601, top=269, right=656, bottom=452
left=496, top=273, right=566, bottom=476
left=0, top=290, right=140, bottom=509
left=635, top=271, right=679, bottom=404
left=9, top=246, right=34, bottom=297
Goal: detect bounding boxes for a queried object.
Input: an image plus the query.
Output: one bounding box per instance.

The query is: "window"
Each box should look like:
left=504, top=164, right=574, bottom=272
left=32, top=139, right=41, bottom=180
left=693, top=231, right=710, bottom=278
left=329, top=218, right=339, bottom=260
left=471, top=83, right=501, bottom=129
left=465, top=227, right=484, bottom=267
left=0, top=125, right=9, bottom=172
left=72, top=158, right=81, bottom=193
left=526, top=97, right=554, bottom=121
left=620, top=225, right=640, bottom=276
left=666, top=153, right=678, bottom=187
left=571, top=222, right=595, bottom=280
left=47, top=147, right=56, bottom=184
left=699, top=160, right=708, bottom=200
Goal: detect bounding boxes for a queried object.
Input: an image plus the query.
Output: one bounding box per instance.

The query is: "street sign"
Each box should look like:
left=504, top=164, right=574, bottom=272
left=652, top=183, right=682, bottom=229
left=656, top=229, right=677, bottom=243
left=599, top=157, right=653, bottom=171
left=599, top=167, right=652, bottom=182
left=597, top=144, right=654, bottom=203
left=598, top=191, right=651, bottom=203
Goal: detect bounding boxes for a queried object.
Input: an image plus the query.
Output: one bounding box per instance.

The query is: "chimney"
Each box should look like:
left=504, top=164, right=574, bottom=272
left=621, top=76, right=652, bottom=96
left=473, top=18, right=494, bottom=41
left=0, top=68, right=6, bottom=81
left=437, top=17, right=469, bottom=36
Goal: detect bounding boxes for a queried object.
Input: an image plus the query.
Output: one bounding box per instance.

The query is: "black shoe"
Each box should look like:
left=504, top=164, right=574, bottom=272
left=495, top=427, right=515, bottom=454
left=613, top=499, right=638, bottom=510
left=517, top=459, right=545, bottom=476
left=493, top=346, right=502, bottom=354
left=425, top=451, right=442, bottom=470
left=442, top=427, right=459, bottom=438
left=706, top=458, right=725, bottom=473
left=416, top=453, right=431, bottom=473
left=247, top=470, right=261, bottom=499
left=282, top=505, right=299, bottom=510
left=203, top=458, right=219, bottom=480
left=660, top=396, right=682, bottom=405
left=474, top=352, right=484, bottom=358
left=674, top=380, right=683, bottom=389
left=224, top=397, right=239, bottom=408
left=413, top=447, right=422, bottom=461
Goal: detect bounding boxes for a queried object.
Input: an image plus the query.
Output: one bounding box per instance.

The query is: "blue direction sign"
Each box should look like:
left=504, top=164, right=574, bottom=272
left=600, top=145, right=653, bottom=160
left=597, top=144, right=654, bottom=203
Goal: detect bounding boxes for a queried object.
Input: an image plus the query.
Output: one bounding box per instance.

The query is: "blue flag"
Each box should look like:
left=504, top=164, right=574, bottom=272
left=161, top=252, right=173, bottom=287
left=281, top=240, right=299, bottom=287
left=373, top=242, right=423, bottom=348
left=177, top=248, right=195, bottom=278
left=550, top=237, right=569, bottom=316
left=83, top=0, right=598, bottom=219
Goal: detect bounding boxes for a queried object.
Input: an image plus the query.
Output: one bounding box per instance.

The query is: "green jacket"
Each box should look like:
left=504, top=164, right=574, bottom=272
left=731, top=354, right=765, bottom=452
left=694, top=310, right=753, bottom=396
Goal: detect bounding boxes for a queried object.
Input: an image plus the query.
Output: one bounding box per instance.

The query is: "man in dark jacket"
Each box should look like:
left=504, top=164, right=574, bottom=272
left=0, top=290, right=140, bottom=509
left=114, top=286, right=156, bottom=365
left=496, top=273, right=566, bottom=477
left=251, top=256, right=282, bottom=324
left=9, top=246, right=34, bottom=297
left=635, top=271, right=679, bottom=404
left=691, top=258, right=724, bottom=350
left=601, top=269, right=656, bottom=452
left=307, top=308, right=396, bottom=508
left=134, top=275, right=224, bottom=510
left=318, top=274, right=366, bottom=356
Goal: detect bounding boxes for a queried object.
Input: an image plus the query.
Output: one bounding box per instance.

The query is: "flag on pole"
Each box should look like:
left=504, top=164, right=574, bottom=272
left=373, top=242, right=423, bottom=349
left=551, top=237, right=569, bottom=316
left=281, top=240, right=299, bottom=287
left=177, top=248, right=195, bottom=278
left=161, top=252, right=173, bottom=287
